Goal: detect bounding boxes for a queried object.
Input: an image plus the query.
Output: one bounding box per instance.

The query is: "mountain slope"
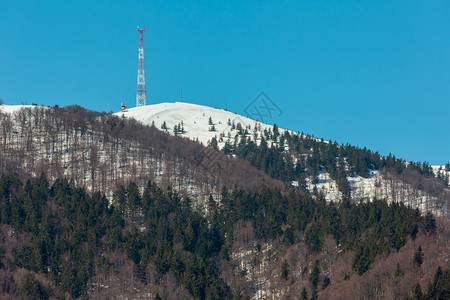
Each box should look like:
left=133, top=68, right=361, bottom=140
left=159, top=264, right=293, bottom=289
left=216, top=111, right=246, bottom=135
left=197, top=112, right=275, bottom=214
left=2, top=103, right=448, bottom=218
left=0, top=103, right=448, bottom=300
left=113, top=102, right=449, bottom=218
left=0, top=104, right=282, bottom=205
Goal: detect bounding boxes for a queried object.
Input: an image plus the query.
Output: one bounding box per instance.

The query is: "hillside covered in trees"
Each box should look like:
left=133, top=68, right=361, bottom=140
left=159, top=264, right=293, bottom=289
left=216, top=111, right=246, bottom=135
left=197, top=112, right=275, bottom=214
left=0, top=174, right=448, bottom=299
left=0, top=104, right=448, bottom=299
left=0, top=105, right=282, bottom=203
left=227, top=125, right=449, bottom=215
left=114, top=102, right=449, bottom=218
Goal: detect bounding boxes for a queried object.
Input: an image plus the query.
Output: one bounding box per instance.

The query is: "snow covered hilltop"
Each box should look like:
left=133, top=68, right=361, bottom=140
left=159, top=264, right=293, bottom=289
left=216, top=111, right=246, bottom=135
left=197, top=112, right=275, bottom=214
left=114, top=101, right=280, bottom=147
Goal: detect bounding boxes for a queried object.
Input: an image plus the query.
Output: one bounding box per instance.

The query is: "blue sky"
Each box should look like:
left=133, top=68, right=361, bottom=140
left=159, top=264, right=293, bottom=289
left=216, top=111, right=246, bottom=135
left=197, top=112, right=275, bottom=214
left=1, top=1, right=449, bottom=164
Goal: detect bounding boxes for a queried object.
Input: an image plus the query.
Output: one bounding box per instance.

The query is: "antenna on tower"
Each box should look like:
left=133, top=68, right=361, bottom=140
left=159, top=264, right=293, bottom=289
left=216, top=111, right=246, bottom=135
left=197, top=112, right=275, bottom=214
left=136, top=26, right=147, bottom=107
left=180, top=83, right=183, bottom=102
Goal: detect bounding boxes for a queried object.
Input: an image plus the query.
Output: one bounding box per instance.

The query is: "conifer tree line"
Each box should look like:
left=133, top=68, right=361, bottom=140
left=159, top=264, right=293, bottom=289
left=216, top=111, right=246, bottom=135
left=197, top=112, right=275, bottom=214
left=0, top=173, right=441, bottom=299
left=221, top=123, right=449, bottom=212
left=408, top=266, right=450, bottom=300
left=225, top=123, right=449, bottom=187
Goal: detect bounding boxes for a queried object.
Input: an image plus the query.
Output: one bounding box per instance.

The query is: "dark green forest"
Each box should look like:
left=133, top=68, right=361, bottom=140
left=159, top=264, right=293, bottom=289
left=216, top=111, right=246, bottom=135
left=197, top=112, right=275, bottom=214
left=408, top=266, right=450, bottom=300
left=0, top=173, right=441, bottom=299
left=219, top=124, right=449, bottom=197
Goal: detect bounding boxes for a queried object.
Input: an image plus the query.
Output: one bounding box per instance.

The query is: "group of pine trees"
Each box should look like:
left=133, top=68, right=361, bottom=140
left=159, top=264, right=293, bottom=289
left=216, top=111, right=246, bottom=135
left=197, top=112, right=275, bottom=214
left=410, top=266, right=449, bottom=300
left=0, top=172, right=440, bottom=299
left=0, top=174, right=233, bottom=298
left=217, top=123, right=449, bottom=198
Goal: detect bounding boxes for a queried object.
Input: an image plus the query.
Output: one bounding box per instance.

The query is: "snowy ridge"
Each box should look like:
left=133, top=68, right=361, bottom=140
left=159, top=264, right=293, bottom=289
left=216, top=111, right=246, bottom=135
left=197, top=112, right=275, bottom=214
left=0, top=104, right=41, bottom=114
left=114, top=102, right=284, bottom=147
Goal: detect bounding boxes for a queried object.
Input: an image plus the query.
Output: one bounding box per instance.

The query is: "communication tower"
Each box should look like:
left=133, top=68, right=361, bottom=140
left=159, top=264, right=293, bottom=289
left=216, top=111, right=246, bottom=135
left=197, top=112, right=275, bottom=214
left=136, top=26, right=146, bottom=106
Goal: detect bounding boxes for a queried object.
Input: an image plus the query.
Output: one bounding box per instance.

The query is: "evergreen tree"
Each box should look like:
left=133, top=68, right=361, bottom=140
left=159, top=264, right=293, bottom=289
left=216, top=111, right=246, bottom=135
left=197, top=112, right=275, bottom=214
left=413, top=246, right=424, bottom=267
left=423, top=212, right=436, bottom=232
left=281, top=259, right=289, bottom=279
left=21, top=272, right=44, bottom=300
left=322, top=276, right=330, bottom=290
left=127, top=181, right=141, bottom=221
left=222, top=140, right=233, bottom=154
left=113, top=185, right=127, bottom=217
left=310, top=289, right=318, bottom=300
left=309, top=261, right=320, bottom=289
left=209, top=137, right=218, bottom=150
left=424, top=266, right=449, bottom=299
left=272, top=124, right=279, bottom=141
left=300, top=287, right=308, bottom=300
left=413, top=283, right=422, bottom=300
left=394, top=263, right=402, bottom=277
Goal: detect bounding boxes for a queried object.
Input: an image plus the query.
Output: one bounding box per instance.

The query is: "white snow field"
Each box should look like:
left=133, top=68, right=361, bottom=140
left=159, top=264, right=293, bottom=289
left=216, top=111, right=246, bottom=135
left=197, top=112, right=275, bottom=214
left=0, top=104, right=39, bottom=114
left=113, top=101, right=285, bottom=148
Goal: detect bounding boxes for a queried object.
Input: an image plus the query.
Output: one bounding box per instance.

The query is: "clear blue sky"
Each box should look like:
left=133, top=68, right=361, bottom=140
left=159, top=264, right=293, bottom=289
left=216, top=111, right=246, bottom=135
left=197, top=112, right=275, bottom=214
left=1, top=1, right=449, bottom=164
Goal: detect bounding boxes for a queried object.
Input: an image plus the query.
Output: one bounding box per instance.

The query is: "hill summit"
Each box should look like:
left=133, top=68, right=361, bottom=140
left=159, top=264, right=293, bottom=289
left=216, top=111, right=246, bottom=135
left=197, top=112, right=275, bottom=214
left=114, top=101, right=280, bottom=147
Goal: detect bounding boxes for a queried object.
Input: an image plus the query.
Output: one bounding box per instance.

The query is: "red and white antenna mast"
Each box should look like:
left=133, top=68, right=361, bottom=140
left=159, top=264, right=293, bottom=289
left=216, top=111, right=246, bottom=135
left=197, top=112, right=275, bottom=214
left=136, top=26, right=146, bottom=106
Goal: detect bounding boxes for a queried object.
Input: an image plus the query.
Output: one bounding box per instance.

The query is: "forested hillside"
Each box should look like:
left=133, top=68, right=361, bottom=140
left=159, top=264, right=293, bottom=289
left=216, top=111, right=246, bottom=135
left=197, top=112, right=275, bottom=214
left=114, top=102, right=449, bottom=218
left=0, top=174, right=447, bottom=299
left=0, top=105, right=281, bottom=205
left=229, top=128, right=449, bottom=217
left=0, top=104, right=448, bottom=299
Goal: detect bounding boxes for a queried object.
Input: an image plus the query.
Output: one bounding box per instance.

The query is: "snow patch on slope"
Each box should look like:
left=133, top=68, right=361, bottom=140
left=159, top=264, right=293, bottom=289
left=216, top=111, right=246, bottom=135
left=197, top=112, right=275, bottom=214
left=0, top=104, right=39, bottom=114
left=305, top=170, right=446, bottom=216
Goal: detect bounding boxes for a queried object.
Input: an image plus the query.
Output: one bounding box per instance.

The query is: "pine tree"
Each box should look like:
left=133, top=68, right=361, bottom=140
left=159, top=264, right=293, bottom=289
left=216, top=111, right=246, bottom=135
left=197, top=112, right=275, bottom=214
left=309, top=261, right=320, bottom=289
left=311, top=289, right=318, bottom=300
left=209, top=137, right=218, bottom=150
left=222, top=141, right=233, bottom=154
left=300, top=287, right=308, bottom=300
left=113, top=185, right=127, bottom=217
left=127, top=181, right=141, bottom=221
left=21, top=272, right=43, bottom=299
left=394, top=263, right=402, bottom=277
left=413, top=246, right=424, bottom=266
left=273, top=124, right=279, bottom=141
left=322, top=276, right=330, bottom=290
left=281, top=259, right=289, bottom=279
left=423, top=212, right=436, bottom=232
left=413, top=283, right=422, bottom=300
